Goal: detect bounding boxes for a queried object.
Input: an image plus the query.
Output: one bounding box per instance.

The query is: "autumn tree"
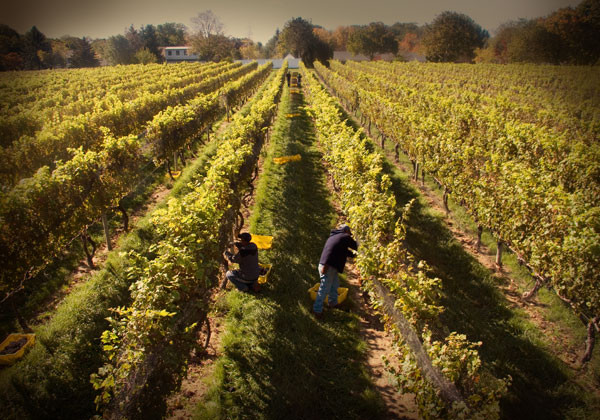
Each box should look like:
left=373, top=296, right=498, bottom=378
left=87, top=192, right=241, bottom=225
left=277, top=17, right=332, bottom=65
left=134, top=47, right=158, bottom=64
left=313, top=27, right=333, bottom=46
left=189, top=10, right=238, bottom=61
left=508, top=20, right=562, bottom=63
left=156, top=22, right=187, bottom=46
left=192, top=34, right=237, bottom=61
left=423, top=11, right=488, bottom=62
left=239, top=41, right=261, bottom=59
left=139, top=25, right=161, bottom=59
left=43, top=39, right=68, bottom=68
left=0, top=25, right=24, bottom=70
left=23, top=26, right=52, bottom=69
left=125, top=25, right=143, bottom=52
left=476, top=1, right=599, bottom=66
left=104, top=34, right=134, bottom=65
left=347, top=22, right=398, bottom=59
left=331, top=25, right=357, bottom=50
left=65, top=37, right=99, bottom=68
left=541, top=0, right=600, bottom=64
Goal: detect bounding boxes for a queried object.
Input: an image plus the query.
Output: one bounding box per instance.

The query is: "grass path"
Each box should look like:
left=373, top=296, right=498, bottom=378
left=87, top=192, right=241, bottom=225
left=192, top=84, right=409, bottom=419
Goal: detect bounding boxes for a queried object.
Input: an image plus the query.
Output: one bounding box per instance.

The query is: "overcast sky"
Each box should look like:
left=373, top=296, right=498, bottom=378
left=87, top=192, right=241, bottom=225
left=2, top=0, right=582, bottom=44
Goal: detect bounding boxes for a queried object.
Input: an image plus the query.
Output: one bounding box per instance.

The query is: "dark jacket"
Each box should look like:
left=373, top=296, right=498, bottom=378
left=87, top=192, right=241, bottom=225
left=227, top=242, right=261, bottom=280
left=319, top=228, right=358, bottom=273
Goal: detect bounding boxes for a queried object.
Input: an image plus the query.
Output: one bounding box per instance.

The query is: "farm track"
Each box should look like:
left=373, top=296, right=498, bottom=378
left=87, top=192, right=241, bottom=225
left=167, top=82, right=419, bottom=419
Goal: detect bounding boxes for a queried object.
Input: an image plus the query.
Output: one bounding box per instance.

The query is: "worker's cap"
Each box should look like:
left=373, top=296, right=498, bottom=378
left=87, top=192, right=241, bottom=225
left=339, top=224, right=351, bottom=233
left=238, top=232, right=252, bottom=242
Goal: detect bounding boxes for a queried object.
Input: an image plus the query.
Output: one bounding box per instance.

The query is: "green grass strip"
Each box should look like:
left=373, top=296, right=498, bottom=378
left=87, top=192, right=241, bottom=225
left=196, top=84, right=385, bottom=419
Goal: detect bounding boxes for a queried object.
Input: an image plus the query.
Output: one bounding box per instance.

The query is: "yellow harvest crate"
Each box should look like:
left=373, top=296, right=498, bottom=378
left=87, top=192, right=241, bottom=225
left=252, top=234, right=273, bottom=249
left=258, top=263, right=272, bottom=284
left=308, top=284, right=348, bottom=305
left=0, top=333, right=36, bottom=365
left=285, top=113, right=301, bottom=118
left=171, top=170, right=182, bottom=179
left=273, top=154, right=302, bottom=165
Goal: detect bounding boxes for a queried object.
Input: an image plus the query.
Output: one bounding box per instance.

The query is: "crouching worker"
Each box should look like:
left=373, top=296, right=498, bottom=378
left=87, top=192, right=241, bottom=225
left=313, top=224, right=357, bottom=318
left=224, top=232, right=261, bottom=292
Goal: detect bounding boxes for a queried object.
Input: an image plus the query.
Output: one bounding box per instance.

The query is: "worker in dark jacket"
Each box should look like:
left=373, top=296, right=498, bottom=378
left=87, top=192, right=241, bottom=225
left=224, top=232, right=261, bottom=292
left=313, top=224, right=357, bottom=317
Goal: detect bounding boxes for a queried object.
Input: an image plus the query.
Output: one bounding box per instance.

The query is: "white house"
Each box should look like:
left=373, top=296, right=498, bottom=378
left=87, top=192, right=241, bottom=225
left=163, top=46, right=199, bottom=63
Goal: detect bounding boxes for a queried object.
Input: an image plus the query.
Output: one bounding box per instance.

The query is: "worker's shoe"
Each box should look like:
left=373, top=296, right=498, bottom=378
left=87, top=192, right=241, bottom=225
left=251, top=282, right=261, bottom=293
left=312, top=311, right=323, bottom=320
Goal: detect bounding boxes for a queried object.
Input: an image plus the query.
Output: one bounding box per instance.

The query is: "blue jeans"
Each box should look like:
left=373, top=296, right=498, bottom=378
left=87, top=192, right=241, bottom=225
left=226, top=270, right=256, bottom=292
left=313, top=264, right=339, bottom=314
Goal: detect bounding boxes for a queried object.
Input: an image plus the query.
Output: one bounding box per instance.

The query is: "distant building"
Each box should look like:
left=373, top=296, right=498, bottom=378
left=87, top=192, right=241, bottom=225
left=163, top=46, right=199, bottom=63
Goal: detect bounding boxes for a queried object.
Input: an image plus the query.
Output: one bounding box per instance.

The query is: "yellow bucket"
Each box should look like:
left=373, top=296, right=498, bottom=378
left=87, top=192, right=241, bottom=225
left=273, top=154, right=301, bottom=165
left=308, top=284, right=348, bottom=305
left=252, top=235, right=273, bottom=249
left=0, top=333, right=36, bottom=365
left=258, top=263, right=272, bottom=284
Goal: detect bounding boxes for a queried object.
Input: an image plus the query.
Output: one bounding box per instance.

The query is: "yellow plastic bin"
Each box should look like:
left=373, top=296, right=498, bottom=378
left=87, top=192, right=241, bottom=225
left=252, top=235, right=273, bottom=250
left=308, top=283, right=348, bottom=305
left=273, top=154, right=302, bottom=165
left=0, top=333, right=36, bottom=365
left=258, top=263, right=272, bottom=284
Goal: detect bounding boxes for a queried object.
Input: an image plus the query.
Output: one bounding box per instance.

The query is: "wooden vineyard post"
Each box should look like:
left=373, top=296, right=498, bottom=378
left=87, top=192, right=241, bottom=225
left=443, top=188, right=450, bottom=214
left=522, top=278, right=543, bottom=301
left=371, top=277, right=464, bottom=404
left=476, top=225, right=483, bottom=252
left=101, top=213, right=112, bottom=251
left=582, top=316, right=599, bottom=364
left=220, top=253, right=229, bottom=290
left=117, top=202, right=129, bottom=232
left=495, top=240, right=503, bottom=268
left=81, top=232, right=96, bottom=268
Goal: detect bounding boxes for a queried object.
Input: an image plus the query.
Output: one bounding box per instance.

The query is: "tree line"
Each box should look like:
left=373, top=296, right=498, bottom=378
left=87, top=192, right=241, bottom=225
left=1, top=0, right=598, bottom=71
left=310, top=0, right=599, bottom=64
left=0, top=22, right=187, bottom=70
